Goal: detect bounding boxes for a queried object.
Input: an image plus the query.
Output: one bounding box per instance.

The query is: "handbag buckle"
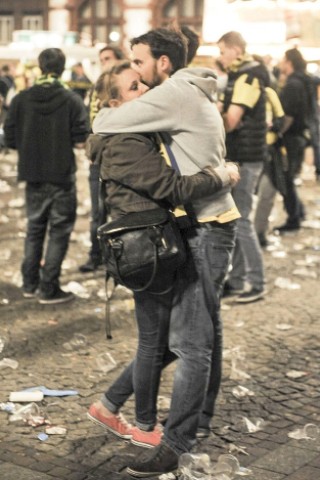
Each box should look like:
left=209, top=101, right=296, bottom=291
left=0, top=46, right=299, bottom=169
left=109, top=238, right=123, bottom=259
left=148, top=226, right=165, bottom=248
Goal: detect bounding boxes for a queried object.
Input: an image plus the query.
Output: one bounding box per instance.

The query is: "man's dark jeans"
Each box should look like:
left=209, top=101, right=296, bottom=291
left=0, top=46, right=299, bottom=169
left=283, top=134, right=306, bottom=224
left=22, top=182, right=77, bottom=294
left=164, top=221, right=236, bottom=454
left=309, top=118, right=320, bottom=175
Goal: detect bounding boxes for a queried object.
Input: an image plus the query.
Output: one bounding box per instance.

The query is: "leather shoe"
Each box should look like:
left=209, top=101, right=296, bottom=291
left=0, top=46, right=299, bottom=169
left=274, top=222, right=300, bottom=234
left=79, top=258, right=102, bottom=273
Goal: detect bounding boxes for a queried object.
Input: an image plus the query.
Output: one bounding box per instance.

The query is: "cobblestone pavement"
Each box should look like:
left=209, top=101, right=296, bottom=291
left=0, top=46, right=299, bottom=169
left=0, top=149, right=320, bottom=480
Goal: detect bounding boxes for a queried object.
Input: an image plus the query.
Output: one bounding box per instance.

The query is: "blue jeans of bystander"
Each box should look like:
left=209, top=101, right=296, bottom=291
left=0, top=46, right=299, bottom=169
left=22, top=182, right=77, bottom=295
left=228, top=162, right=265, bottom=291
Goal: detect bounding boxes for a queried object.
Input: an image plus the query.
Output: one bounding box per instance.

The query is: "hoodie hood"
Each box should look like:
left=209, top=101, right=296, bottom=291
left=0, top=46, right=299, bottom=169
left=172, top=67, right=217, bottom=102
left=29, top=82, right=70, bottom=115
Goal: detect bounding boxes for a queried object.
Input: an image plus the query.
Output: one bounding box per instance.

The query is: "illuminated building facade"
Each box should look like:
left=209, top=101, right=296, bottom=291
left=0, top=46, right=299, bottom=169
left=0, top=1, right=319, bottom=57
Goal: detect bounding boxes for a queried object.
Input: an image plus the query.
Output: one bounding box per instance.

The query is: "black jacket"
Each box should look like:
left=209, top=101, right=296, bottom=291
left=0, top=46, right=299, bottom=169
left=280, top=72, right=315, bottom=136
left=4, top=80, right=89, bottom=184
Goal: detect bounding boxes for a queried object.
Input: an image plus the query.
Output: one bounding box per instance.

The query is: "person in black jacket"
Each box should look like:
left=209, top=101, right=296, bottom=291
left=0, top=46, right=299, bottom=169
left=0, top=64, right=16, bottom=126
left=217, top=31, right=267, bottom=304
left=274, top=48, right=312, bottom=232
left=79, top=45, right=126, bottom=274
left=4, top=48, right=90, bottom=304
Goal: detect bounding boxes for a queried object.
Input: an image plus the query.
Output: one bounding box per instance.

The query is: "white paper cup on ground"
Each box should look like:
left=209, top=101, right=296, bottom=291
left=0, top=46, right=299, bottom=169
left=9, top=391, right=44, bottom=402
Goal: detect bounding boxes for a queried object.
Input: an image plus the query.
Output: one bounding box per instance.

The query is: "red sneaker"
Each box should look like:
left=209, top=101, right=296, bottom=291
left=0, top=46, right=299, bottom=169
left=131, top=424, right=163, bottom=448
left=87, top=404, right=133, bottom=439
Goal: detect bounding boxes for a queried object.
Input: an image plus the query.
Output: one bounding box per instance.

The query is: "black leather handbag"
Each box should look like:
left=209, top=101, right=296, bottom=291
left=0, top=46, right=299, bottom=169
left=97, top=208, right=186, bottom=292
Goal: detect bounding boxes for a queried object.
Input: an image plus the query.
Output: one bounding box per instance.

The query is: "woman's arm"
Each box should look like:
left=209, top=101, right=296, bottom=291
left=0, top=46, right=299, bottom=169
left=100, top=134, right=237, bottom=207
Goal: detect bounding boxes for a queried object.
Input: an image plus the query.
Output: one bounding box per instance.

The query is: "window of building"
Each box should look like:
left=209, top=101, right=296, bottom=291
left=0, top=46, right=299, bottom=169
left=80, top=3, right=91, bottom=19
left=160, top=0, right=204, bottom=32
left=22, top=15, right=43, bottom=31
left=0, top=15, right=14, bottom=44
left=77, top=0, right=123, bottom=45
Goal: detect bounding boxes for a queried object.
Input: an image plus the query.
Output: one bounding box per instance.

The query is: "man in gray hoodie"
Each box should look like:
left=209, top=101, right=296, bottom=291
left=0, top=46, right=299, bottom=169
left=92, top=28, right=240, bottom=477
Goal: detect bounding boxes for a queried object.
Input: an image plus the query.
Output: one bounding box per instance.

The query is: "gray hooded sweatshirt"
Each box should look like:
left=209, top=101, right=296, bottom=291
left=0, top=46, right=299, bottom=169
left=93, top=67, right=239, bottom=222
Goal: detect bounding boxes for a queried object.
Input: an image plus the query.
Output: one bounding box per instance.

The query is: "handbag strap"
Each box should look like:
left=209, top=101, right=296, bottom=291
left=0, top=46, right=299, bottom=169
left=104, top=273, right=117, bottom=340
left=157, top=133, right=198, bottom=224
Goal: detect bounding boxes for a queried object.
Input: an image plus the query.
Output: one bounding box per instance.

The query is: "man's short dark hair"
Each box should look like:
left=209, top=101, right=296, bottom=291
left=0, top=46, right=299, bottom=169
left=285, top=48, right=306, bottom=73
left=1, top=65, right=10, bottom=75
left=181, top=25, right=200, bottom=65
left=99, top=45, right=125, bottom=60
left=217, top=31, right=247, bottom=54
left=130, top=28, right=187, bottom=74
left=38, top=48, right=66, bottom=76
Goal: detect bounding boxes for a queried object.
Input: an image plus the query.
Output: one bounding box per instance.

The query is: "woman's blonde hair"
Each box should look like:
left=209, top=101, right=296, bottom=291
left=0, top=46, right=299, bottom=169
left=95, top=60, right=131, bottom=107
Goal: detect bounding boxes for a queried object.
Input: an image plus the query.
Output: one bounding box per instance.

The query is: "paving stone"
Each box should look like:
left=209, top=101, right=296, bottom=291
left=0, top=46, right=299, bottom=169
left=252, top=445, right=320, bottom=474
left=257, top=439, right=280, bottom=450
left=28, top=461, right=54, bottom=472
left=67, top=472, right=88, bottom=480
left=0, top=462, right=60, bottom=480
left=245, top=445, right=270, bottom=458
left=310, top=455, right=320, bottom=468
left=285, top=466, right=320, bottom=480
left=282, top=400, right=304, bottom=409
left=249, top=468, right=286, bottom=480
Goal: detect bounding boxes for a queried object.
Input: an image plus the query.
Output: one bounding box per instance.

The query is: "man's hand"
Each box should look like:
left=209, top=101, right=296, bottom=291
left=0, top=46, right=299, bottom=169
left=226, top=162, right=240, bottom=187
left=223, top=105, right=244, bottom=132
left=74, top=142, right=86, bottom=149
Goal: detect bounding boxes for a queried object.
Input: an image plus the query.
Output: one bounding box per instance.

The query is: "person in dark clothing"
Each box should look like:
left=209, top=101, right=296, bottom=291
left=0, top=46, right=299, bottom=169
left=309, top=76, right=320, bottom=181
left=0, top=64, right=16, bottom=125
left=0, top=64, right=15, bottom=98
left=4, top=48, right=89, bottom=304
left=180, top=25, right=199, bottom=65
left=217, top=31, right=267, bottom=304
left=79, top=45, right=126, bottom=273
left=69, top=62, right=93, bottom=100
left=274, top=48, right=310, bottom=232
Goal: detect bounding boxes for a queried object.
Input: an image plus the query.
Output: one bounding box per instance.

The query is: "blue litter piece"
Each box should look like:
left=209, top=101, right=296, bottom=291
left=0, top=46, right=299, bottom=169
left=23, top=386, right=78, bottom=397
left=38, top=433, right=48, bottom=441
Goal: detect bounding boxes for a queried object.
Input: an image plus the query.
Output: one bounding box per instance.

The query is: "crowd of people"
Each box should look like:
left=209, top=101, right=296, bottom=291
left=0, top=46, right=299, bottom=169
left=1, top=25, right=319, bottom=477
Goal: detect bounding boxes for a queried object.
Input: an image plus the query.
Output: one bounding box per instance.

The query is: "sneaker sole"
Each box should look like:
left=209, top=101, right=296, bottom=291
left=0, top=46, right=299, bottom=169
left=131, top=437, right=160, bottom=449
left=86, top=412, right=132, bottom=439
left=196, top=431, right=211, bottom=439
left=236, top=293, right=265, bottom=303
left=23, top=292, right=37, bottom=299
left=126, top=467, right=178, bottom=477
left=38, top=295, right=74, bottom=305
left=222, top=290, right=244, bottom=298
